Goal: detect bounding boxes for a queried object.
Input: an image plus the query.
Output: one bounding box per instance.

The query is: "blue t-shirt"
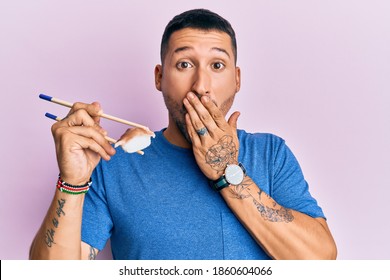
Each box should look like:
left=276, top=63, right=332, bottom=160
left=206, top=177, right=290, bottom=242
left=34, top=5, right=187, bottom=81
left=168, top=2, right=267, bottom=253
left=81, top=129, right=325, bottom=259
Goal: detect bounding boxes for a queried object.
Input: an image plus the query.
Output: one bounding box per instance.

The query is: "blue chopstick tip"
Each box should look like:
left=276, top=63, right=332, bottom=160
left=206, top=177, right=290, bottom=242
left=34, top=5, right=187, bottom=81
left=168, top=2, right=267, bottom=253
left=45, top=112, right=58, bottom=120
left=39, top=94, right=53, bottom=101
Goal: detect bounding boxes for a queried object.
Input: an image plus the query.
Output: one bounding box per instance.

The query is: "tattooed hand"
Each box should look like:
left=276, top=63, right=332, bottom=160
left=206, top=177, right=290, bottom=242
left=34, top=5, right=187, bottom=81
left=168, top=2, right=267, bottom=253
left=183, top=92, right=240, bottom=180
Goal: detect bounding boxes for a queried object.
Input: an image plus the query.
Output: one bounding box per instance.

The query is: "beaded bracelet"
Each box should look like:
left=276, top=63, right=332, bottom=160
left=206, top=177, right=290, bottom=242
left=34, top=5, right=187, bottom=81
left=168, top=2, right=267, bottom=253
left=56, top=175, right=92, bottom=195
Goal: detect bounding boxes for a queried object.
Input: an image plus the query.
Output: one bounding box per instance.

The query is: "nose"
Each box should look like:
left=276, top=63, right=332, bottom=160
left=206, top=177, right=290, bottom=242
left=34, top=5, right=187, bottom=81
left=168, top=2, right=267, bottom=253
left=191, top=67, right=211, bottom=97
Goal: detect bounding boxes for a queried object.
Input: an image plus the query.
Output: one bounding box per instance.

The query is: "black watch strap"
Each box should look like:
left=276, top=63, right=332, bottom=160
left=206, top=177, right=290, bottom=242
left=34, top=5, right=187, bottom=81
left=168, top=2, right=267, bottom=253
left=209, top=176, right=230, bottom=191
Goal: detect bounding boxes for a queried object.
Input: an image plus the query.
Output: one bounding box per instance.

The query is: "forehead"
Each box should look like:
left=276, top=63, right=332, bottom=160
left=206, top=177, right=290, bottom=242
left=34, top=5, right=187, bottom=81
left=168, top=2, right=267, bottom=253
left=166, top=28, right=233, bottom=58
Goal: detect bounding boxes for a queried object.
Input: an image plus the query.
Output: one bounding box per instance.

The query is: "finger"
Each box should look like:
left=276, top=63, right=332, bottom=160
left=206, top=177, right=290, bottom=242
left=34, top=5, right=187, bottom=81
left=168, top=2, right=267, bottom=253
left=69, top=109, right=107, bottom=135
left=90, top=102, right=102, bottom=123
left=183, top=98, right=205, bottom=132
left=183, top=96, right=216, bottom=137
left=64, top=126, right=116, bottom=156
left=87, top=120, right=108, bottom=136
left=186, top=93, right=219, bottom=133
left=97, top=124, right=108, bottom=136
left=76, top=137, right=112, bottom=161
left=227, top=111, right=240, bottom=129
left=58, top=130, right=112, bottom=161
left=67, top=101, right=103, bottom=123
left=57, top=108, right=99, bottom=129
left=200, top=95, right=227, bottom=129
left=185, top=113, right=201, bottom=146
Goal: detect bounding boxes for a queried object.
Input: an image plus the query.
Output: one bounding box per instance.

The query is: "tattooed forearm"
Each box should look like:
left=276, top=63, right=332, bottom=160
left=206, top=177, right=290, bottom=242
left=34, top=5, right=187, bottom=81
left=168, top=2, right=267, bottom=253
left=56, top=198, right=66, bottom=217
left=205, top=135, right=237, bottom=171
left=52, top=217, right=59, bottom=228
left=44, top=198, right=66, bottom=248
left=45, top=228, right=56, bottom=247
left=229, top=176, right=252, bottom=199
left=88, top=246, right=97, bottom=260
left=254, top=190, right=294, bottom=223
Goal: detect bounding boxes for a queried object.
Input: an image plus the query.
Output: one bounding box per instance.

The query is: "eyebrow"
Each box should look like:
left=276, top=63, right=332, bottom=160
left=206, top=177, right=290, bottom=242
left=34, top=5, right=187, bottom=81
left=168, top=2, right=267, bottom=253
left=211, top=47, right=231, bottom=58
left=174, top=46, right=231, bottom=59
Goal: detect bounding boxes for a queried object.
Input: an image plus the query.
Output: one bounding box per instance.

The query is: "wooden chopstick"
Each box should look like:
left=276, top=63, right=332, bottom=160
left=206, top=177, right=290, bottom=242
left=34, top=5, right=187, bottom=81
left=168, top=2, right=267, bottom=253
left=39, top=94, right=150, bottom=131
left=44, top=113, right=144, bottom=155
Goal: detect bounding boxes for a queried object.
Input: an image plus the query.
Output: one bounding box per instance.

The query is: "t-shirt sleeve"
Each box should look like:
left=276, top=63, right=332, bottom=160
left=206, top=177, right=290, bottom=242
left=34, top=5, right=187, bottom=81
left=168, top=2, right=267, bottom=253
left=81, top=162, right=113, bottom=251
left=271, top=136, right=325, bottom=219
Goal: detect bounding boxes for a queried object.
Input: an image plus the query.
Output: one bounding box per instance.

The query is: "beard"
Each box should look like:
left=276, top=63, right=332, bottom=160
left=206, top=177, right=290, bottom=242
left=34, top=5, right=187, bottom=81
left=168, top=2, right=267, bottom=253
left=162, top=92, right=236, bottom=144
left=162, top=93, right=192, bottom=143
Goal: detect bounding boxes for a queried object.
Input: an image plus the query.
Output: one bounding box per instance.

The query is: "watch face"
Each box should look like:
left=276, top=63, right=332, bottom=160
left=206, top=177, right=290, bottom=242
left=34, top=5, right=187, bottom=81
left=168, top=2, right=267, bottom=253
left=225, top=164, right=244, bottom=185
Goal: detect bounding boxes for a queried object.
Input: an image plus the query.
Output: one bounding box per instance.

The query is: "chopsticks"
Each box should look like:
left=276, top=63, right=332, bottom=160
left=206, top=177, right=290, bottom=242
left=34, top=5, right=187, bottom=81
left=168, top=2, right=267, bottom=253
left=39, top=94, right=150, bottom=131
left=41, top=94, right=147, bottom=155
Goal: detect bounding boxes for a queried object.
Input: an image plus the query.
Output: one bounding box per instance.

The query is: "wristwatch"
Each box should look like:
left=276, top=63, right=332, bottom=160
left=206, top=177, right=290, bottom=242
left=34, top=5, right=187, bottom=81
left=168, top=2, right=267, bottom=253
left=210, top=162, right=247, bottom=191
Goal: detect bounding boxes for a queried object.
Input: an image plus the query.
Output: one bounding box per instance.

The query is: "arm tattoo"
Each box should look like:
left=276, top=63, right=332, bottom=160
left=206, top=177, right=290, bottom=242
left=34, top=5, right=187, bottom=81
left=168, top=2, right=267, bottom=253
left=228, top=176, right=252, bottom=199
left=44, top=228, right=56, bottom=247
left=205, top=136, right=293, bottom=223
left=253, top=190, right=294, bottom=223
left=52, top=217, right=59, bottom=228
left=205, top=135, right=237, bottom=171
left=44, top=198, right=66, bottom=248
left=55, top=198, right=66, bottom=217
left=88, top=246, right=97, bottom=260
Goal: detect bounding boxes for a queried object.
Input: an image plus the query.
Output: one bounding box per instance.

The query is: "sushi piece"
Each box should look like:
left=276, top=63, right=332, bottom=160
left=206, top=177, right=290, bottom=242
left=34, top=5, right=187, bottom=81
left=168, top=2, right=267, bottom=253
left=115, top=127, right=155, bottom=154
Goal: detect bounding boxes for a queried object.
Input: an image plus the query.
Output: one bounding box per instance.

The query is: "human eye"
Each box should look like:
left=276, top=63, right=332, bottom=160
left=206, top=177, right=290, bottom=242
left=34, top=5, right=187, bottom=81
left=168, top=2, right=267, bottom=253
left=176, top=61, right=193, bottom=69
left=212, top=62, right=225, bottom=70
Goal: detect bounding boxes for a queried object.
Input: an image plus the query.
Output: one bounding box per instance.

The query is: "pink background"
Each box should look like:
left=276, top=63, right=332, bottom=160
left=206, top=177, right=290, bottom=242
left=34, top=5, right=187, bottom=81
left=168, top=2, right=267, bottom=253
left=1, top=0, right=389, bottom=260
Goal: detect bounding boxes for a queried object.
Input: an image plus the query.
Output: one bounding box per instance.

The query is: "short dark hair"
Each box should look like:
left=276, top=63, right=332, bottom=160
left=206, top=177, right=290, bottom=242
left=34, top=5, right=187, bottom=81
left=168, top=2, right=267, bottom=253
left=160, top=9, right=237, bottom=64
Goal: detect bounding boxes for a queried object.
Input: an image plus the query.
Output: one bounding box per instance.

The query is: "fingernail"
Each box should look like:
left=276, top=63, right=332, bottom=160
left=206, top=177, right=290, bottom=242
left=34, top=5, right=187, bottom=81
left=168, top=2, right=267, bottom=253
left=187, top=92, right=194, bottom=99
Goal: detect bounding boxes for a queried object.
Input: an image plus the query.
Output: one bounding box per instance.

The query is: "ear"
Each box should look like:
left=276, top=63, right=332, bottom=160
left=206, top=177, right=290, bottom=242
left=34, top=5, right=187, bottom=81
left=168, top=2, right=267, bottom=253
left=154, top=65, right=163, bottom=91
left=235, top=66, right=241, bottom=92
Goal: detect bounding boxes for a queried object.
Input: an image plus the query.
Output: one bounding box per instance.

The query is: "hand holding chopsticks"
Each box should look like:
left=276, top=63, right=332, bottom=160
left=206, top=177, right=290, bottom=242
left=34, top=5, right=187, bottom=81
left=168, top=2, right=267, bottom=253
left=44, top=113, right=144, bottom=155
left=40, top=94, right=148, bottom=155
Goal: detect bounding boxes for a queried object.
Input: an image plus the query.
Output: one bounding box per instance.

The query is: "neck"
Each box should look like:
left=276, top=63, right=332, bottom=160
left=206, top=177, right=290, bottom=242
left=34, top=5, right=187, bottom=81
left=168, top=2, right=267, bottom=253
left=163, top=117, right=191, bottom=149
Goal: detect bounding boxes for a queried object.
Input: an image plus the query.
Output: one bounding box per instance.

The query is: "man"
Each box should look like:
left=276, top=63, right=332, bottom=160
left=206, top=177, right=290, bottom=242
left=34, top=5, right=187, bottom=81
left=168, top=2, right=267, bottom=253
left=30, top=9, right=337, bottom=260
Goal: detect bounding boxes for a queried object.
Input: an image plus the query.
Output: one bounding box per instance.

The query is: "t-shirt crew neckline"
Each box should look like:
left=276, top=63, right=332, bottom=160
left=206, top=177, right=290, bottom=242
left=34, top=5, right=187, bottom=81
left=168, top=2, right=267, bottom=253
left=156, top=128, right=194, bottom=156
